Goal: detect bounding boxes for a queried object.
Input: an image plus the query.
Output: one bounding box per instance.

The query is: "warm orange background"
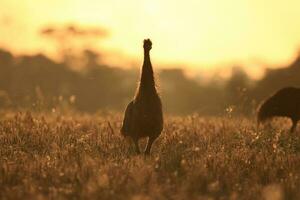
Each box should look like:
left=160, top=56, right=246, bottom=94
left=1, top=0, right=300, bottom=78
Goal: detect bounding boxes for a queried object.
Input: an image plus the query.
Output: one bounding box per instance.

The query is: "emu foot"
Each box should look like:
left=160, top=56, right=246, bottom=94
left=135, top=149, right=141, bottom=154
left=144, top=150, right=151, bottom=156
left=144, top=137, right=156, bottom=156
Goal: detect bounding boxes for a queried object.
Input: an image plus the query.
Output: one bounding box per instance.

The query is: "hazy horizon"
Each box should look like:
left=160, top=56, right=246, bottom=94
left=1, top=0, right=300, bottom=80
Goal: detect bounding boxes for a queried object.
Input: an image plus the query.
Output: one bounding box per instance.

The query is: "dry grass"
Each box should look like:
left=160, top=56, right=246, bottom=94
left=0, top=111, right=300, bottom=200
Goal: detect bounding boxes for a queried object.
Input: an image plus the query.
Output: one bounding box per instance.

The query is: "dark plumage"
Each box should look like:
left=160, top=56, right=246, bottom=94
left=121, top=39, right=163, bottom=155
left=257, top=87, right=300, bottom=132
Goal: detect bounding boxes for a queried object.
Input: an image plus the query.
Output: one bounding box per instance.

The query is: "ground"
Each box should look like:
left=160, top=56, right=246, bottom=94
left=0, top=111, right=299, bottom=199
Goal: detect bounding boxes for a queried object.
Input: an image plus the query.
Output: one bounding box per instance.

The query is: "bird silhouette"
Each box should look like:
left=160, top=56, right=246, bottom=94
left=258, top=87, right=300, bottom=132
left=121, top=39, right=163, bottom=155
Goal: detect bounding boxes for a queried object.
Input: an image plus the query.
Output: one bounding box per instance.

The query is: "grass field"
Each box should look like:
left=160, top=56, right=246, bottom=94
left=0, top=111, right=300, bottom=200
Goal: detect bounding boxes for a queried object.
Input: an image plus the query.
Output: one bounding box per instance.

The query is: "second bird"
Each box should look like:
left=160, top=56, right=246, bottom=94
left=121, top=39, right=163, bottom=155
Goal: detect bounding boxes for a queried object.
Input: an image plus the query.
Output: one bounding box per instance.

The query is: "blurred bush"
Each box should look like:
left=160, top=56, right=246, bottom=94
left=1, top=46, right=300, bottom=116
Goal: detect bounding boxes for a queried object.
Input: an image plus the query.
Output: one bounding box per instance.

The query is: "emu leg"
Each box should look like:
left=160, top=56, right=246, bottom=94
left=133, top=138, right=141, bottom=154
left=290, top=119, right=298, bottom=133
left=144, top=136, right=156, bottom=155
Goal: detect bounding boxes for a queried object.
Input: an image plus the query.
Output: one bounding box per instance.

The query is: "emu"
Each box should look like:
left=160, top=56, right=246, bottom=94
left=121, top=39, right=163, bottom=155
left=257, top=87, right=300, bottom=133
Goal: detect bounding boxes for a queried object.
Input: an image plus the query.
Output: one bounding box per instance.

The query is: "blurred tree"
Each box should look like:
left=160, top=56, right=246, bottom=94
left=40, top=24, right=108, bottom=69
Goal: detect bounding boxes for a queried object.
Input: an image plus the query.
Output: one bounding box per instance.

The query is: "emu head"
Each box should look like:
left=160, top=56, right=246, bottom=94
left=143, top=39, right=152, bottom=51
left=257, top=99, right=277, bottom=124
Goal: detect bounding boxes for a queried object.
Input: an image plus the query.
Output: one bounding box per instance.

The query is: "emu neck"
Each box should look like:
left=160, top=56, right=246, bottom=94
left=137, top=49, right=156, bottom=97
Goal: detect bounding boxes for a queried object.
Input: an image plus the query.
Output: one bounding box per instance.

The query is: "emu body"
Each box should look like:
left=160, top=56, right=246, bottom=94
left=257, top=87, right=300, bottom=132
left=121, top=39, right=163, bottom=155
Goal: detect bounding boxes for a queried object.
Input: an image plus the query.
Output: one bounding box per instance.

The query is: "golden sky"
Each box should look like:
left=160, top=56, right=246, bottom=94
left=0, top=0, right=300, bottom=78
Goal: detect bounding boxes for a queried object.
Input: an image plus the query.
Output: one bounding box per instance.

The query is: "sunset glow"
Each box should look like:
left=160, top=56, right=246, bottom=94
left=1, top=0, right=300, bottom=76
